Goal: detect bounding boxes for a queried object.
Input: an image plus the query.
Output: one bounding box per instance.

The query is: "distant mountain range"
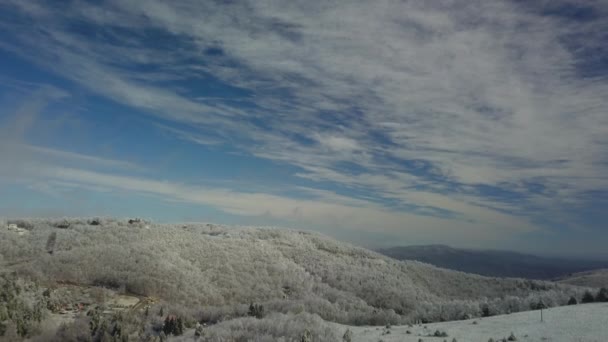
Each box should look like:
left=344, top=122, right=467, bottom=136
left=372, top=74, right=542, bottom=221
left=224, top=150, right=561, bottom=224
left=377, top=245, right=608, bottom=280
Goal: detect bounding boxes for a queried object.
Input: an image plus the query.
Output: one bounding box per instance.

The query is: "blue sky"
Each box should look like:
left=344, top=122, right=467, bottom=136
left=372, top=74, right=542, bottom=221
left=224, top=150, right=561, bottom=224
left=0, top=0, right=607, bottom=258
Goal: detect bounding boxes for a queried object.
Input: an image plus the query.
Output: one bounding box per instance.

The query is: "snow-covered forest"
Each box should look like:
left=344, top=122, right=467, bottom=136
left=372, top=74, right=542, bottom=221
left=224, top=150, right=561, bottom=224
left=0, top=218, right=598, bottom=341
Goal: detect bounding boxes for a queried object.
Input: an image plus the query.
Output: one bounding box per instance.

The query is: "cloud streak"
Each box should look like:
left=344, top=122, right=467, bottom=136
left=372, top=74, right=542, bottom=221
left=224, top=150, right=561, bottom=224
left=33, top=165, right=537, bottom=245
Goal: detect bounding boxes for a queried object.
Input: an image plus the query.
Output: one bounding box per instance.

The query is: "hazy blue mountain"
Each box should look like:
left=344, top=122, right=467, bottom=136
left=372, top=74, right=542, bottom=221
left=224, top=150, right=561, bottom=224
left=377, top=245, right=608, bottom=280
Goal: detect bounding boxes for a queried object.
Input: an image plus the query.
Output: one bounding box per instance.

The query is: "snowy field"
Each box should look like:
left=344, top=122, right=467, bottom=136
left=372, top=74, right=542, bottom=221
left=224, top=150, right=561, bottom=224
left=339, top=303, right=608, bottom=342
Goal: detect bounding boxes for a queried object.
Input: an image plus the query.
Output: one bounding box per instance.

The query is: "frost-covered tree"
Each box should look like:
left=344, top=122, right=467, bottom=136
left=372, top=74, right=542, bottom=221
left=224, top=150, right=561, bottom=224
left=301, top=329, right=312, bottom=342
left=0, top=275, right=48, bottom=339
left=195, top=323, right=205, bottom=337
left=343, top=328, right=353, bottom=342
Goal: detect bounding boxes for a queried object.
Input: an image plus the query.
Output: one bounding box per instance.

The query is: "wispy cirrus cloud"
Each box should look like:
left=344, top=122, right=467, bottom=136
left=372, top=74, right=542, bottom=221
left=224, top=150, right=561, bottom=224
left=34, top=165, right=539, bottom=245
left=1, top=0, right=607, bottom=252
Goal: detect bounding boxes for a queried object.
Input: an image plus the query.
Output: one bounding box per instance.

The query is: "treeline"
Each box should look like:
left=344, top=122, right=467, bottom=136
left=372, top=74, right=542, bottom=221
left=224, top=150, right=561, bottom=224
left=45, top=306, right=339, bottom=342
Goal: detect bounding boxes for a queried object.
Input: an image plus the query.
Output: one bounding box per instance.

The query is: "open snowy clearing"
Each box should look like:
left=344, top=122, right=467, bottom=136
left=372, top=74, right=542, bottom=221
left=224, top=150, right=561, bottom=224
left=339, top=303, right=608, bottom=342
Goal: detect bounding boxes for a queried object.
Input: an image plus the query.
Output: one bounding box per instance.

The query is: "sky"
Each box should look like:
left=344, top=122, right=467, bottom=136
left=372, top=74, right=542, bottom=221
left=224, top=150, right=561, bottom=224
left=0, top=0, right=607, bottom=258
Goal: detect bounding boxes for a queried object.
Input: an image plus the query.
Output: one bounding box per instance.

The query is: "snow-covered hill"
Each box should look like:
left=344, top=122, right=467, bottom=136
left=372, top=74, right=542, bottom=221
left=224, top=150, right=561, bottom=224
left=555, top=269, right=608, bottom=288
left=0, top=218, right=592, bottom=330
left=338, top=303, right=608, bottom=342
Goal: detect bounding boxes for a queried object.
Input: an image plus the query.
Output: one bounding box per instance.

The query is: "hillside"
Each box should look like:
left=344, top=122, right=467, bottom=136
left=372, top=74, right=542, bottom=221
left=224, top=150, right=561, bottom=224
left=171, top=303, right=608, bottom=341
left=377, top=245, right=608, bottom=280
left=0, top=218, right=593, bottom=340
left=334, top=302, right=608, bottom=342
left=555, top=269, right=608, bottom=288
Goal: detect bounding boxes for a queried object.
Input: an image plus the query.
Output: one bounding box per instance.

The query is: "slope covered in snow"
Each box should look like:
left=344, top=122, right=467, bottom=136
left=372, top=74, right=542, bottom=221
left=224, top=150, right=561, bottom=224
left=555, top=269, right=608, bottom=288
left=337, top=302, right=608, bottom=342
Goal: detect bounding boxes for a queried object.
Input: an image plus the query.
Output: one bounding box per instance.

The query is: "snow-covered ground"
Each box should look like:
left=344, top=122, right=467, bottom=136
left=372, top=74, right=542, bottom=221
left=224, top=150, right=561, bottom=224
left=339, top=303, right=608, bottom=342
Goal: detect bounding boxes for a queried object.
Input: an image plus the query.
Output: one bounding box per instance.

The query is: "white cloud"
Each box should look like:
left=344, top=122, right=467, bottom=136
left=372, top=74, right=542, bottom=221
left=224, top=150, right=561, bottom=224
left=315, top=134, right=360, bottom=152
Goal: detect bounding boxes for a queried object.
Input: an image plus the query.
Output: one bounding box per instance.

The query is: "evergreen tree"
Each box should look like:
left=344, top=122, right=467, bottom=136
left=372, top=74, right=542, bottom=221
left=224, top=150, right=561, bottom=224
left=176, top=317, right=184, bottom=335
left=87, top=307, right=102, bottom=336
left=248, top=303, right=264, bottom=318
left=112, top=321, right=122, bottom=338
left=595, top=288, right=608, bottom=302
left=481, top=304, right=491, bottom=317
left=582, top=291, right=595, bottom=303
left=162, top=315, right=184, bottom=336
left=97, top=320, right=109, bottom=341
left=567, top=296, right=577, bottom=305
left=163, top=316, right=175, bottom=335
